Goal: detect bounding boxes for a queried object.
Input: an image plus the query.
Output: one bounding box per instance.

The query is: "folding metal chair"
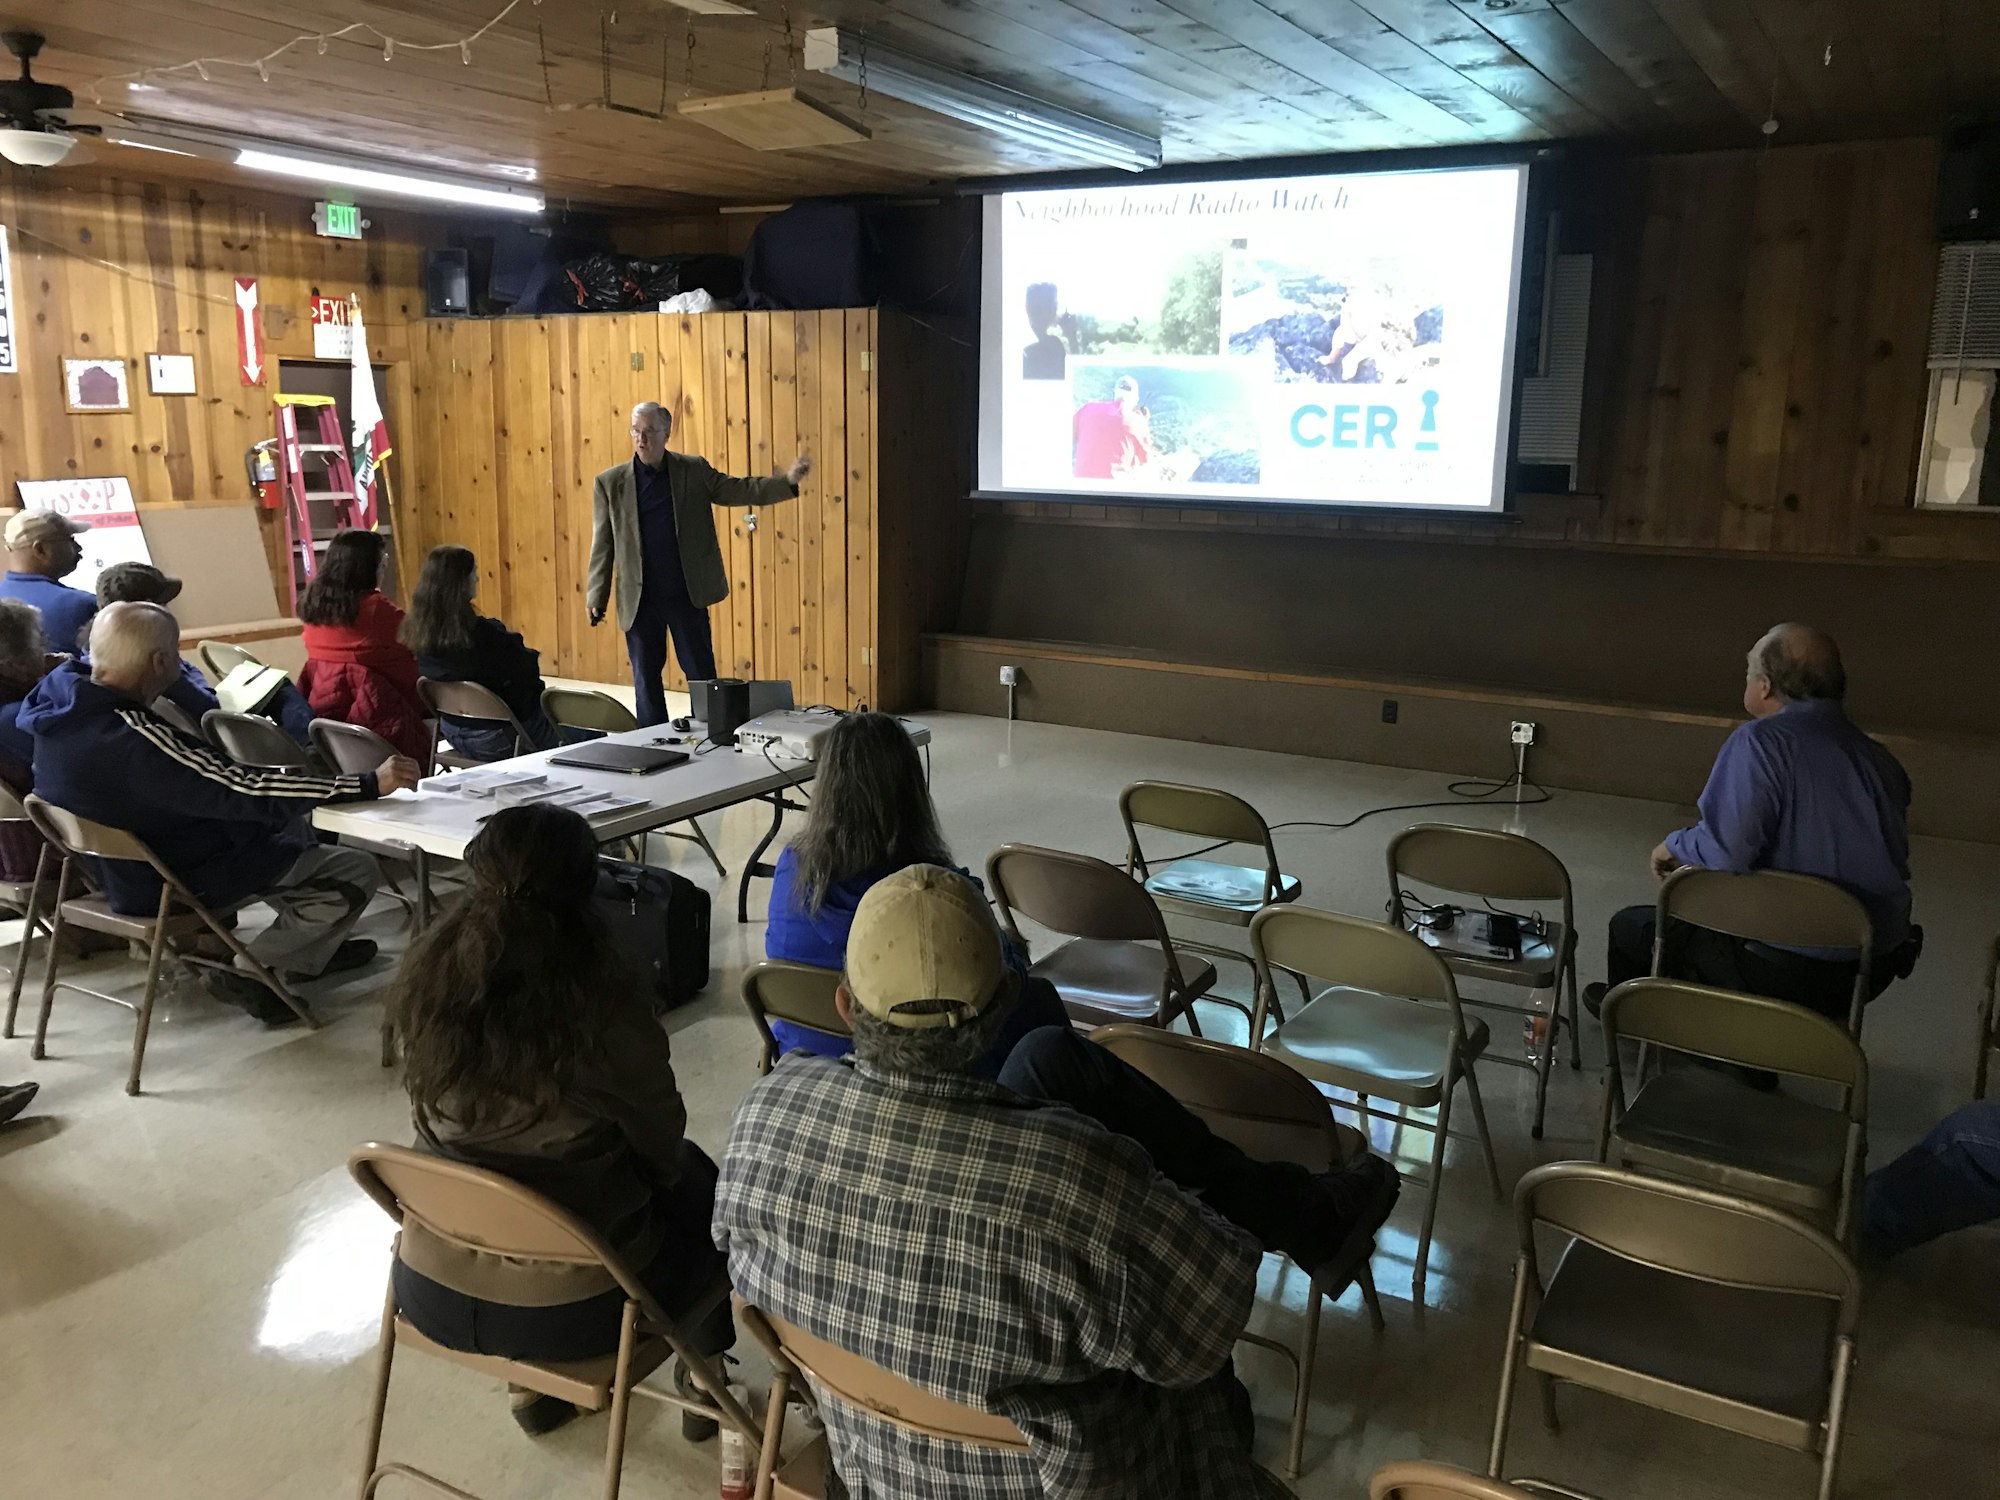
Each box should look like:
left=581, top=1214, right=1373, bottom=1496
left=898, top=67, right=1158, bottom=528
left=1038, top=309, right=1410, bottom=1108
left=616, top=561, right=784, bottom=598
left=349, top=1143, right=761, bottom=1500
left=986, top=842, right=1219, bottom=1032
left=418, top=677, right=532, bottom=770
left=1091, top=1022, right=1384, bottom=1479
left=150, top=695, right=206, bottom=740
left=196, top=639, right=260, bottom=681
left=1250, top=904, right=1502, bottom=1298
left=740, top=959, right=847, bottom=1073
left=1597, top=978, right=1868, bottom=1243
left=1120, top=780, right=1305, bottom=1036
left=1489, top=1163, right=1860, bottom=1500
left=0, top=782, right=54, bottom=1041
left=1656, top=868, right=1875, bottom=1036
left=24, top=795, right=318, bottom=1094
left=1388, top=824, right=1581, bottom=1139
left=203, top=708, right=322, bottom=770
left=541, top=686, right=725, bottom=878
left=1371, top=1461, right=1605, bottom=1500
left=741, top=1299, right=1028, bottom=1500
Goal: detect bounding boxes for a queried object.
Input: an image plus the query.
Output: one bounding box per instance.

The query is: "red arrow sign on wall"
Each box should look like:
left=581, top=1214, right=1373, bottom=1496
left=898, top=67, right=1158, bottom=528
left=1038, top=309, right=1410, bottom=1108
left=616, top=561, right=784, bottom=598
left=234, top=277, right=265, bottom=386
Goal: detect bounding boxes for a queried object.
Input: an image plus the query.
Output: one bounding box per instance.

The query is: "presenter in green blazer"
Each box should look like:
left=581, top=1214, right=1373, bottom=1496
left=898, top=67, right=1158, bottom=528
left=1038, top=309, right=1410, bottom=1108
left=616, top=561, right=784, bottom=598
left=588, top=401, right=810, bottom=725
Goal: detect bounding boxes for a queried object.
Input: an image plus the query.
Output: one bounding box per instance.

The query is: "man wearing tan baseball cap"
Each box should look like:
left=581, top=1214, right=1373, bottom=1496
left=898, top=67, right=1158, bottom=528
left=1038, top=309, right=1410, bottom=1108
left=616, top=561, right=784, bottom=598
left=0, top=509, right=97, bottom=654
left=717, top=864, right=1385, bottom=1498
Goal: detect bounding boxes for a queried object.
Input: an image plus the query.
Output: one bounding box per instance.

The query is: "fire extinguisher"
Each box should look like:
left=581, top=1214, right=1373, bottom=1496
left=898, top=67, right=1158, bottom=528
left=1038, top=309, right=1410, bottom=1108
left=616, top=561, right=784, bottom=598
left=245, top=439, right=280, bottom=509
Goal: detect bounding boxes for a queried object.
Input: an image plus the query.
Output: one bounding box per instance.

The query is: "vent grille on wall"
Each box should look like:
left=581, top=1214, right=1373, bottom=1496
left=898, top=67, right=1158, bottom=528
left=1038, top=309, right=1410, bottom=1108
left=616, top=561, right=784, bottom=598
left=1927, top=241, right=2000, bottom=364
left=1516, top=252, right=1593, bottom=480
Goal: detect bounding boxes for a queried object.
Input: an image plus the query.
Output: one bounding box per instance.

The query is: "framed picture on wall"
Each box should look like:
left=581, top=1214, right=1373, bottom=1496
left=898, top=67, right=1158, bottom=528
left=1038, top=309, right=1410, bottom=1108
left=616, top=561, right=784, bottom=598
left=63, top=357, right=130, bottom=413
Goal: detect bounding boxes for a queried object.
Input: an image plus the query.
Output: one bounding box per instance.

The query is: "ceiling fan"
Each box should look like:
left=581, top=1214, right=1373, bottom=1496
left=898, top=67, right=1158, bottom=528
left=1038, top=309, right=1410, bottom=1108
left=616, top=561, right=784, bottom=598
left=0, top=30, right=104, bottom=166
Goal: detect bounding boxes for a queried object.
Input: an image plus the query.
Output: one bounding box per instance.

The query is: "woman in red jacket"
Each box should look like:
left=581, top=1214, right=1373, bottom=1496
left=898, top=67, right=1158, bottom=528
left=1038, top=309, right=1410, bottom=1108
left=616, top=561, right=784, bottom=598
left=297, top=530, right=429, bottom=762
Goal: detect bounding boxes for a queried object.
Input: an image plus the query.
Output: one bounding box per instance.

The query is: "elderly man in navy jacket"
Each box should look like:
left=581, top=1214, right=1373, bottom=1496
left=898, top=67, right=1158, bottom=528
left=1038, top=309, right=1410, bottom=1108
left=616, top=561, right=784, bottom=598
left=18, top=602, right=419, bottom=1025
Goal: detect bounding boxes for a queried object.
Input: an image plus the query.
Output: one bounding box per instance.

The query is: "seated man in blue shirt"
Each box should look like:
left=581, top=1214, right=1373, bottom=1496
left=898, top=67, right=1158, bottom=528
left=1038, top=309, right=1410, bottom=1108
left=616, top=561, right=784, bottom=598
left=0, top=510, right=98, bottom=655
left=1591, top=623, right=1916, bottom=1022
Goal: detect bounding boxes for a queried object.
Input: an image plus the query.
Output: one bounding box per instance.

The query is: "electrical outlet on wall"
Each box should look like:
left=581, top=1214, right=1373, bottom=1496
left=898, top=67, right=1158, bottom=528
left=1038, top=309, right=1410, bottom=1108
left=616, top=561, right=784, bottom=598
left=1381, top=698, right=1399, bottom=724
left=1511, top=720, right=1537, bottom=746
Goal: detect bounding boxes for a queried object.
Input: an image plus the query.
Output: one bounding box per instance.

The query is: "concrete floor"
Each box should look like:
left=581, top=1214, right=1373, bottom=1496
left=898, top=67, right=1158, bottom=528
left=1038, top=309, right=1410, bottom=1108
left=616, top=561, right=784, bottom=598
left=2, top=709, right=1995, bottom=1499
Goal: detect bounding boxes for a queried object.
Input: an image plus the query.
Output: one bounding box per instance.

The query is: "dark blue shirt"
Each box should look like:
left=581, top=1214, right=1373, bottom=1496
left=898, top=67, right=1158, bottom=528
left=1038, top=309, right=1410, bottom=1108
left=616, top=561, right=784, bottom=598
left=763, top=846, right=1061, bottom=1079
left=633, top=456, right=685, bottom=605
left=1666, top=698, right=1912, bottom=953
left=0, top=572, right=98, bottom=654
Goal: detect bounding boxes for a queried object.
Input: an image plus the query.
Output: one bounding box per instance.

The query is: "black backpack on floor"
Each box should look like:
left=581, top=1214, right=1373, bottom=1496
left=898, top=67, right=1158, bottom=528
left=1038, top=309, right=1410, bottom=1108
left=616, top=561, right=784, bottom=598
left=594, top=857, right=711, bottom=1013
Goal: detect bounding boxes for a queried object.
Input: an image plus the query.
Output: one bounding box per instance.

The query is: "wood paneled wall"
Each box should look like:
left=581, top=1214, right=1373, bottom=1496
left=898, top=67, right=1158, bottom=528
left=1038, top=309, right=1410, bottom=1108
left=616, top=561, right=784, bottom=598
left=998, top=137, right=1995, bottom=564
left=0, top=165, right=437, bottom=519
left=400, top=309, right=965, bottom=711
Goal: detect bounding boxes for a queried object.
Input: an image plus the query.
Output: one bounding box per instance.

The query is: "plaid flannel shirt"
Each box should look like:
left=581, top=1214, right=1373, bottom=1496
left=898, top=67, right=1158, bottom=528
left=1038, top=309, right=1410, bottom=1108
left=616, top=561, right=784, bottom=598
left=714, top=1054, right=1269, bottom=1499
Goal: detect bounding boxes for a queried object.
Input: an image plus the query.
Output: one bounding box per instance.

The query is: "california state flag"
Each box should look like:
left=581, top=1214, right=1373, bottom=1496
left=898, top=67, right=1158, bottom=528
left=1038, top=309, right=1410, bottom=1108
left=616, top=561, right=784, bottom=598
left=348, top=296, right=391, bottom=531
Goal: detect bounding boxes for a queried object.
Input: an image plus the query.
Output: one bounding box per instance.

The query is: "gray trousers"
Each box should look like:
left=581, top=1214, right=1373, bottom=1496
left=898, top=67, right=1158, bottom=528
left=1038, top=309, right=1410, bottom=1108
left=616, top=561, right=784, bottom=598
left=244, top=845, right=381, bottom=977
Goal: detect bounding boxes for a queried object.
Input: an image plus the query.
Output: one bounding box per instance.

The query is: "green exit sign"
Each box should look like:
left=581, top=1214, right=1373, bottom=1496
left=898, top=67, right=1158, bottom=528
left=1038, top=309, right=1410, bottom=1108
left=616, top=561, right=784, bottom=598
left=312, top=201, right=363, bottom=240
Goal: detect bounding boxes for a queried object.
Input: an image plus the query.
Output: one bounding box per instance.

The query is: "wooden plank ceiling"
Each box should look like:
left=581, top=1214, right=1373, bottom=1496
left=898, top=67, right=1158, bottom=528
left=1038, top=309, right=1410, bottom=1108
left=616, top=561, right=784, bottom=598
left=8, top=1, right=1999, bottom=209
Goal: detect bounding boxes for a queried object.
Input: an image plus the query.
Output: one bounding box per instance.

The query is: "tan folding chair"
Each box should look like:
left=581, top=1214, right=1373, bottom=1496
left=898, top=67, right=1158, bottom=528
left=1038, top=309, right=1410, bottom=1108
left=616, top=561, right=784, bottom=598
left=540, top=686, right=725, bottom=877
left=1091, top=1022, right=1384, bottom=1479
left=196, top=639, right=260, bottom=681
left=741, top=1299, right=1028, bottom=1500
left=310, top=717, right=401, bottom=774
left=1975, top=933, right=1999, bottom=1100
left=0, top=782, right=55, bottom=1041
left=203, top=708, right=323, bottom=770
left=1596, top=978, right=1868, bottom=1243
left=1489, top=1163, right=1860, bottom=1500
left=348, top=1144, right=761, bottom=1500
left=1120, top=780, right=1305, bottom=1033
left=24, top=795, right=318, bottom=1093
left=1250, top=904, right=1502, bottom=1298
left=1655, top=868, right=1875, bottom=1036
left=1388, top=825, right=1581, bottom=1140
left=986, top=842, right=1219, bottom=1033
left=419, top=677, right=532, bottom=770
left=306, top=715, right=448, bottom=953
left=1371, top=1460, right=1604, bottom=1499
left=150, top=695, right=207, bottom=740
left=741, top=960, right=847, bottom=1074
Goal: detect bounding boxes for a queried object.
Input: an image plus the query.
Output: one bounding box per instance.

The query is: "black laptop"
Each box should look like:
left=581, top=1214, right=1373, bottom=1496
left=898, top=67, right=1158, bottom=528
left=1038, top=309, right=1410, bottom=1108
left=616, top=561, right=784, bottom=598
left=547, top=742, right=689, bottom=775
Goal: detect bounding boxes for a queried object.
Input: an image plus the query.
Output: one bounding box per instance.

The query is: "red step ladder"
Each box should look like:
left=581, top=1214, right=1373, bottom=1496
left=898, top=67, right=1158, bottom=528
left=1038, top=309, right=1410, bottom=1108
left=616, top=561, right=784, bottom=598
left=272, top=395, right=359, bottom=614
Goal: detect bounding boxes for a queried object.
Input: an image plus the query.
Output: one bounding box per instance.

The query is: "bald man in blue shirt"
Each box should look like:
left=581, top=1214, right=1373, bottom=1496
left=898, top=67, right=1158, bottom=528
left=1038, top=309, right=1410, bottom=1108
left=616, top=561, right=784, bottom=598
left=1591, top=623, right=1918, bottom=1023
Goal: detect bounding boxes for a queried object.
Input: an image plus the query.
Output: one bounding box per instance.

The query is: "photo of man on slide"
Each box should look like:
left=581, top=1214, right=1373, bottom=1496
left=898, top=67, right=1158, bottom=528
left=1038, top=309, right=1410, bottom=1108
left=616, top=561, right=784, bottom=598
left=1021, top=281, right=1073, bottom=380
left=1072, top=376, right=1152, bottom=478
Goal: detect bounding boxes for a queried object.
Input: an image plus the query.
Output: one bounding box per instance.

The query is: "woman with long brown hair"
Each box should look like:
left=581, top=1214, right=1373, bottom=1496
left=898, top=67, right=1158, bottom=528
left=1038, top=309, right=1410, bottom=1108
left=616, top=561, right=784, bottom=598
left=400, top=543, right=557, bottom=759
left=389, top=803, right=729, bottom=1436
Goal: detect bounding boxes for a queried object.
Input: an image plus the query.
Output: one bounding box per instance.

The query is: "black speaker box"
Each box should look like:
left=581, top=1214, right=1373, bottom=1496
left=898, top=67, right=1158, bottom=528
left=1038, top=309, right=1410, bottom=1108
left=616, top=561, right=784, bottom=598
left=1938, top=124, right=2000, bottom=240
left=424, top=248, right=471, bottom=316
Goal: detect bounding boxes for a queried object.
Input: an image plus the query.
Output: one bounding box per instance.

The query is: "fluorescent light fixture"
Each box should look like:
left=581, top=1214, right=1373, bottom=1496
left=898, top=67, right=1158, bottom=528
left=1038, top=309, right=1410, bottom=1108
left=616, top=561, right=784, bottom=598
left=803, top=27, right=1161, bottom=173
left=235, top=148, right=544, bottom=213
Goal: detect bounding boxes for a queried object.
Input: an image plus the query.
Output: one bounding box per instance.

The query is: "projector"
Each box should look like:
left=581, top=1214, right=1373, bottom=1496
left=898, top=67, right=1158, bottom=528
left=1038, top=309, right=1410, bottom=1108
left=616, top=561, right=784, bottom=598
left=734, top=709, right=840, bottom=760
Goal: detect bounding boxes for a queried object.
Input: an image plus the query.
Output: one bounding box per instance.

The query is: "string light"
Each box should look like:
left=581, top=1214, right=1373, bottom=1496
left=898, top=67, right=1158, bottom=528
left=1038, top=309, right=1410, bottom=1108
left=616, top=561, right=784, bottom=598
left=90, top=0, right=540, bottom=104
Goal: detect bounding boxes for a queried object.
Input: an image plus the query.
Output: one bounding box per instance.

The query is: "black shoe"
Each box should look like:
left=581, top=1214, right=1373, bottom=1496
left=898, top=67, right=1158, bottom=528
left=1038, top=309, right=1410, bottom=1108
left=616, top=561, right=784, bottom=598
left=675, top=1360, right=721, bottom=1442
left=288, top=938, right=377, bottom=984
left=1583, top=981, right=1609, bottom=1019
left=509, top=1390, right=581, bottom=1436
left=1294, top=1152, right=1401, bottom=1281
left=203, top=969, right=306, bottom=1028
left=0, top=1080, right=38, bottom=1126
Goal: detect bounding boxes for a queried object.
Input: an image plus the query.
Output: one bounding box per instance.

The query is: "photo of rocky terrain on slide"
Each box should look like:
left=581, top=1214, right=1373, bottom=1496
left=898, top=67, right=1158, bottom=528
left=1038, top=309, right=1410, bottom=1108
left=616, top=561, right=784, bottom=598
left=1071, top=363, right=1260, bottom=485
left=1224, top=253, right=1444, bottom=385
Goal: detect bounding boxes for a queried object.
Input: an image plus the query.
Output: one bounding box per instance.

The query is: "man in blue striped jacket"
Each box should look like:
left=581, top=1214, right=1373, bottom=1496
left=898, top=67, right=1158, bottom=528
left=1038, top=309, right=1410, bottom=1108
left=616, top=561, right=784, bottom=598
left=17, top=602, right=419, bottom=1025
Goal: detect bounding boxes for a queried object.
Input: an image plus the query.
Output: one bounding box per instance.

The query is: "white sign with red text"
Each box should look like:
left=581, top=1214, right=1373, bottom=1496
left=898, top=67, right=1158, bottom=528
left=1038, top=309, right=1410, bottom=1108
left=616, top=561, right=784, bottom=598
left=310, top=294, right=355, bottom=360
left=14, top=476, right=153, bottom=595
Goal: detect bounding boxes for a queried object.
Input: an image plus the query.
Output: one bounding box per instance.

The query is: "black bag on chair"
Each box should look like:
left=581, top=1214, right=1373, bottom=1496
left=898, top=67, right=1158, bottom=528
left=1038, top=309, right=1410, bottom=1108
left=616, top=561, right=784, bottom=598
left=594, top=858, right=711, bottom=1012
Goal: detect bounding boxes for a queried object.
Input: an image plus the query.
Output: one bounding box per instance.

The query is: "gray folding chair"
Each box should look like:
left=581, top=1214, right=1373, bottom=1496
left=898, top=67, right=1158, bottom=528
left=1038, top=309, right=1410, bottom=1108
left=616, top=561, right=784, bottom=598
left=349, top=1143, right=761, bottom=1500
left=25, top=795, right=318, bottom=1093
left=740, top=959, right=847, bottom=1073
left=541, top=686, right=725, bottom=878
left=196, top=639, right=260, bottom=681
left=1388, top=824, right=1581, bottom=1140
left=203, top=708, right=324, bottom=771
left=1655, top=868, right=1875, bottom=1036
left=150, top=695, right=206, bottom=740
left=0, top=782, right=54, bottom=1041
left=1597, top=978, right=1868, bottom=1243
left=418, top=677, right=531, bottom=770
left=986, top=842, right=1220, bottom=1033
left=1489, top=1163, right=1859, bottom=1500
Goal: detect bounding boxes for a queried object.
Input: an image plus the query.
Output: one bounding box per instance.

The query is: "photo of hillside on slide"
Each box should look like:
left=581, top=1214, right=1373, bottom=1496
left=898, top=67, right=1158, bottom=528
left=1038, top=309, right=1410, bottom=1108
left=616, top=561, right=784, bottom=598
left=1224, top=251, right=1444, bottom=385
left=1069, top=363, right=1258, bottom=485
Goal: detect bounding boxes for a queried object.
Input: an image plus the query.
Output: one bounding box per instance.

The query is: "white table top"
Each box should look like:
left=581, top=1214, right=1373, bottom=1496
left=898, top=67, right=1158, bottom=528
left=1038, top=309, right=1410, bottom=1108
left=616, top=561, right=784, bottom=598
left=311, top=718, right=930, bottom=861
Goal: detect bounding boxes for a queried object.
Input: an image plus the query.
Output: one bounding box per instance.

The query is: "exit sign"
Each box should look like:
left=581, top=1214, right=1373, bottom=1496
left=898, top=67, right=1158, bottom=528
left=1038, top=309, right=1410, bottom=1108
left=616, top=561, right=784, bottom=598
left=312, top=201, right=363, bottom=239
